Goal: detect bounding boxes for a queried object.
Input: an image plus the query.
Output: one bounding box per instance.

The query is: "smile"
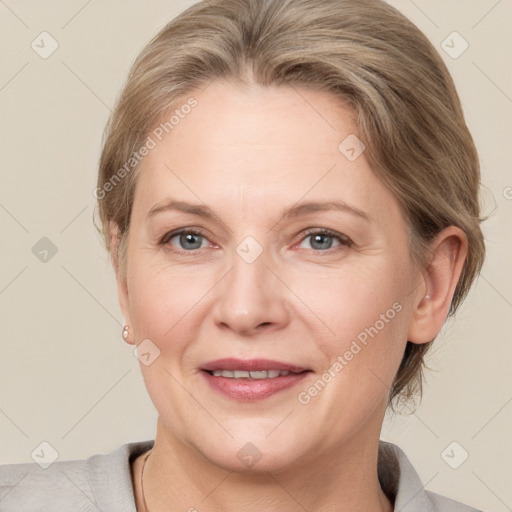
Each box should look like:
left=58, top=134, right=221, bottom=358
left=209, top=369, right=294, bottom=379
left=200, top=358, right=311, bottom=401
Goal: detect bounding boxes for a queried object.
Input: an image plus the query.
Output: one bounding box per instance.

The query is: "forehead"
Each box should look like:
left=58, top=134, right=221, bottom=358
left=133, top=80, right=401, bottom=223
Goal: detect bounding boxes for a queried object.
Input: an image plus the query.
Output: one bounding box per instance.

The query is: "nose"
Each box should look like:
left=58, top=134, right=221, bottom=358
left=212, top=250, right=291, bottom=336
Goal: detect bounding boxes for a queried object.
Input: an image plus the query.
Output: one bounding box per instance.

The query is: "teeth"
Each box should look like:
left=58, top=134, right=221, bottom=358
left=210, top=369, right=293, bottom=379
left=249, top=371, right=268, bottom=379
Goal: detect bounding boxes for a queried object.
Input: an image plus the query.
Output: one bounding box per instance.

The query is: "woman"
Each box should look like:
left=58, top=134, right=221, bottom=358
left=1, top=0, right=486, bottom=510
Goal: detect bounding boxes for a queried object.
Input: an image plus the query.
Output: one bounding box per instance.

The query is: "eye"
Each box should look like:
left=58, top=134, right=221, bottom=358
left=163, top=229, right=210, bottom=251
left=297, top=229, right=351, bottom=251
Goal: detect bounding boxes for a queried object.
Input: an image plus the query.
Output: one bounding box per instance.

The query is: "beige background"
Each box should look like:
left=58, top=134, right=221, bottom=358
left=1, top=0, right=511, bottom=510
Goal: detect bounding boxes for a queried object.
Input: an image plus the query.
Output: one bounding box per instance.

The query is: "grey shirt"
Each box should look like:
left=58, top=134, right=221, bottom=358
left=0, top=440, right=482, bottom=511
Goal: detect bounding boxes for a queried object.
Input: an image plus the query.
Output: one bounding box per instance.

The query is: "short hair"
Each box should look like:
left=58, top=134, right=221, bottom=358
left=96, top=0, right=485, bottom=408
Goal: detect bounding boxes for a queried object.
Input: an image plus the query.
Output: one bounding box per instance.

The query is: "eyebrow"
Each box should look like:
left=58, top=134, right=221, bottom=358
left=148, top=200, right=213, bottom=218
left=282, top=200, right=369, bottom=221
left=147, top=199, right=369, bottom=222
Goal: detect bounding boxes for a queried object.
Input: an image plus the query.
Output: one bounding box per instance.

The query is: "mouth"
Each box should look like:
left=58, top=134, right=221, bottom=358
left=200, top=358, right=312, bottom=401
left=207, top=369, right=296, bottom=379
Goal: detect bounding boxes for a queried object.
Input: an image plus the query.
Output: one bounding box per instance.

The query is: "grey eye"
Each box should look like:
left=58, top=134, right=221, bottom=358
left=169, top=231, right=207, bottom=250
left=300, top=233, right=342, bottom=251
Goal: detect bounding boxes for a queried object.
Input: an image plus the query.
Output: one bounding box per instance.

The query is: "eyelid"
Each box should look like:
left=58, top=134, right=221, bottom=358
left=160, top=227, right=352, bottom=253
left=160, top=227, right=215, bottom=252
left=295, top=227, right=353, bottom=249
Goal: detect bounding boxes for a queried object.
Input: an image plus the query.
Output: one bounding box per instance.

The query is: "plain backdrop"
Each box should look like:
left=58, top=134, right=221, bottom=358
left=1, top=1, right=511, bottom=510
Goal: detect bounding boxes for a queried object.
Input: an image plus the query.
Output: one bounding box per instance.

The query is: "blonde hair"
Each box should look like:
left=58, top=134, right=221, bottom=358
left=97, top=0, right=485, bottom=406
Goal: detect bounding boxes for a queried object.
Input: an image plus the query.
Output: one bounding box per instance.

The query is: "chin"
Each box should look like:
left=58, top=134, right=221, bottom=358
left=188, top=419, right=312, bottom=474
left=204, top=441, right=306, bottom=475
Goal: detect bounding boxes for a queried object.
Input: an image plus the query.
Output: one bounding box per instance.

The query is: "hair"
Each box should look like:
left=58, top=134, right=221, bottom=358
left=96, top=0, right=485, bottom=408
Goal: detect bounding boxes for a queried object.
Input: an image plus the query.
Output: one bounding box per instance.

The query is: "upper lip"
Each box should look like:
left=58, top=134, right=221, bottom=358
left=201, top=358, right=309, bottom=373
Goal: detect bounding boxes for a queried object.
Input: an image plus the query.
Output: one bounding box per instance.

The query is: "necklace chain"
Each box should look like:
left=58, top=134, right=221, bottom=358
left=140, top=449, right=152, bottom=512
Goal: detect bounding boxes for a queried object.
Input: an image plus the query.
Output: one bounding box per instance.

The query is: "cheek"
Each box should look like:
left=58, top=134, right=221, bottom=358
left=294, top=269, right=411, bottom=433
left=287, top=258, right=412, bottom=340
left=292, top=257, right=414, bottom=397
left=126, top=256, right=213, bottom=346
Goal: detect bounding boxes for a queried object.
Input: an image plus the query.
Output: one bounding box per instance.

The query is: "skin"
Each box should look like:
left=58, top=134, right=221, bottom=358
left=112, top=79, right=467, bottom=511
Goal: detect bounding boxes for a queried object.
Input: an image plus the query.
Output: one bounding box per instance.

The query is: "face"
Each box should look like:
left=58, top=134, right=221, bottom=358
left=117, top=80, right=424, bottom=472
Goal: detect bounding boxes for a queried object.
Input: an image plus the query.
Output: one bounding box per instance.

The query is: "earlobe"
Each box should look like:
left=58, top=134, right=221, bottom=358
left=122, top=323, right=135, bottom=345
left=407, top=227, right=468, bottom=344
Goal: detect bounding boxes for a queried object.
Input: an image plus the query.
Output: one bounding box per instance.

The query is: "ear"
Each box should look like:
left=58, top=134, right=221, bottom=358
left=407, top=226, right=468, bottom=344
left=110, top=222, right=134, bottom=345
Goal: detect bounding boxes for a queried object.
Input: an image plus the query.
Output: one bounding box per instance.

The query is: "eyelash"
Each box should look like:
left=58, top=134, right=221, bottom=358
left=160, top=229, right=211, bottom=253
left=299, top=228, right=353, bottom=252
left=160, top=227, right=352, bottom=254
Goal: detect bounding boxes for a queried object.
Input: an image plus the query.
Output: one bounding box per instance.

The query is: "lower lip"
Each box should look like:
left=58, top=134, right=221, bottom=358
left=201, top=371, right=310, bottom=401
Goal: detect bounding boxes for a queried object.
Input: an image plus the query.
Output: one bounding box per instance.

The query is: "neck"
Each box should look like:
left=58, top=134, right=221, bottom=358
left=135, top=419, right=393, bottom=512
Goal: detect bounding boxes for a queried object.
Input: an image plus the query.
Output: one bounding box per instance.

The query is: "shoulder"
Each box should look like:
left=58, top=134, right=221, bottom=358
left=378, top=441, right=484, bottom=512
left=0, top=456, right=93, bottom=512
left=0, top=440, right=153, bottom=512
left=424, top=489, right=484, bottom=512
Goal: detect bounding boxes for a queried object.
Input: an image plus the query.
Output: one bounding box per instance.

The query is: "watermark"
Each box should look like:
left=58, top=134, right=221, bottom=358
left=236, top=236, right=263, bottom=263
left=338, top=134, right=366, bottom=162
left=133, top=338, right=161, bottom=366
left=31, top=31, right=59, bottom=59
left=32, top=237, right=58, bottom=263
left=297, top=301, right=403, bottom=405
left=151, top=97, right=198, bottom=141
left=93, top=97, right=198, bottom=200
left=441, top=31, right=469, bottom=60
left=237, top=442, right=263, bottom=467
left=441, top=441, right=469, bottom=469
left=31, top=441, right=59, bottom=469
